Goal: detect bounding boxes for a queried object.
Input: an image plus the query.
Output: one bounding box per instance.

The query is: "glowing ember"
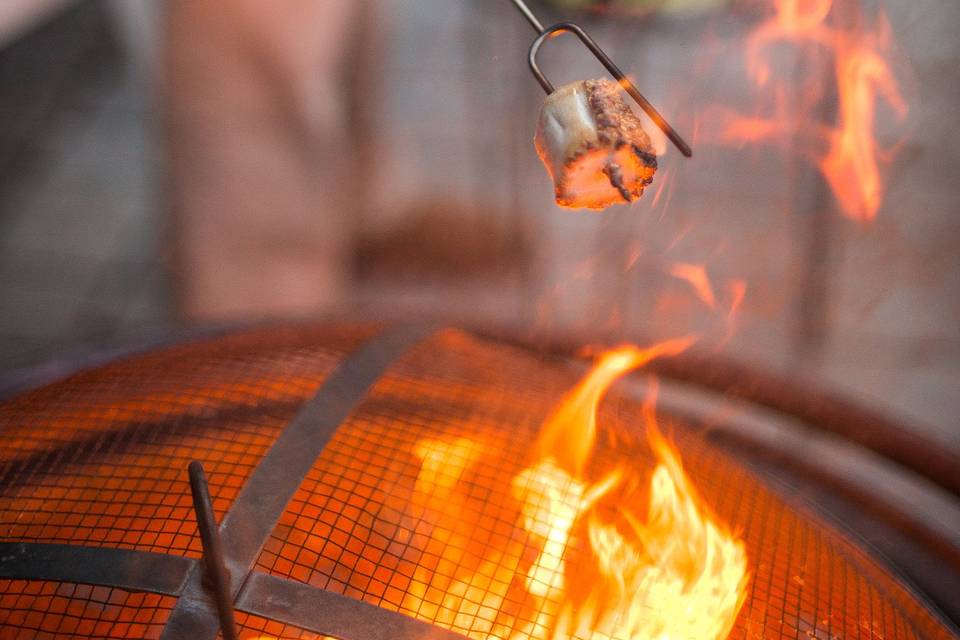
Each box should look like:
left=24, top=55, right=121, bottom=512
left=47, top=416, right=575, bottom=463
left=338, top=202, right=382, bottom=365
left=720, top=0, right=908, bottom=221
left=405, top=341, right=749, bottom=639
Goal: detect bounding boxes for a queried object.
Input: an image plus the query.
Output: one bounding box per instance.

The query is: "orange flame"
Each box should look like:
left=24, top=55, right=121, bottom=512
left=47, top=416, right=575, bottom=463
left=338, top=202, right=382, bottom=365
left=721, top=278, right=749, bottom=344
left=721, top=0, right=908, bottom=221
left=405, top=341, right=749, bottom=639
left=669, top=263, right=717, bottom=309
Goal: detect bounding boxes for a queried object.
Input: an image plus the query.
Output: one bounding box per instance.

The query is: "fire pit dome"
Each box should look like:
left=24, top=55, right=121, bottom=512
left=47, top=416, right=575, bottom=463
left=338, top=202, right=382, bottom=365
left=0, top=322, right=957, bottom=639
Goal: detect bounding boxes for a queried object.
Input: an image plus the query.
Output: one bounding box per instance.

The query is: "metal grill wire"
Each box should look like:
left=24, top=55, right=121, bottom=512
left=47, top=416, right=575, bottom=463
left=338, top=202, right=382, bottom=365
left=0, top=580, right=174, bottom=638
left=228, top=611, right=337, bottom=639
left=0, top=323, right=378, bottom=559
left=0, top=579, right=333, bottom=640
left=255, top=329, right=956, bottom=640
left=0, top=323, right=955, bottom=640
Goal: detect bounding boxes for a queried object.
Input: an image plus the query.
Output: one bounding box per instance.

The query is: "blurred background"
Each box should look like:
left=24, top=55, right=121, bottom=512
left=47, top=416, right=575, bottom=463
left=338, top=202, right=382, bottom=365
left=0, top=0, right=957, bottom=452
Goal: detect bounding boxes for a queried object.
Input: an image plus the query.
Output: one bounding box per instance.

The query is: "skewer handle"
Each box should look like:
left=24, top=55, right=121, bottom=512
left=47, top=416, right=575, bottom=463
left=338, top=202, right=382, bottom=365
left=509, top=0, right=546, bottom=32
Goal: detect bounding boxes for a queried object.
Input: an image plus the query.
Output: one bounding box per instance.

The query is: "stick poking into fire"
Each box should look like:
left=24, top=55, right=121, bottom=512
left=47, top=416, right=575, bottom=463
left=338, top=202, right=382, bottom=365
left=406, top=340, right=750, bottom=640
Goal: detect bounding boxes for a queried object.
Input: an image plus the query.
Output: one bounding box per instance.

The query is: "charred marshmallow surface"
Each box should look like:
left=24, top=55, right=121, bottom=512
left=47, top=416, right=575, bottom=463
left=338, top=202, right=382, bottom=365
left=535, top=78, right=658, bottom=210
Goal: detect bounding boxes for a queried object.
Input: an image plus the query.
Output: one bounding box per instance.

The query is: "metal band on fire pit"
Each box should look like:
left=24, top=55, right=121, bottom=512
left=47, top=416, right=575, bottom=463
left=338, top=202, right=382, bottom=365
left=0, top=542, right=193, bottom=595
left=161, top=324, right=438, bottom=640
left=0, top=542, right=471, bottom=639
left=237, top=573, right=469, bottom=640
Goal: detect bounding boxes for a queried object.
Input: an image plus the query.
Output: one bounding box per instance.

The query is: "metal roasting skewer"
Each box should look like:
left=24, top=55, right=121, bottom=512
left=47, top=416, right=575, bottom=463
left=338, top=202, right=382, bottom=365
left=508, top=0, right=693, bottom=157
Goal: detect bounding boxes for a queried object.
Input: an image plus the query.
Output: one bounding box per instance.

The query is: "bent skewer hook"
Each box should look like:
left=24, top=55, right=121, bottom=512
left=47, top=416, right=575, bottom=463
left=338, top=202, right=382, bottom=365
left=509, top=0, right=693, bottom=157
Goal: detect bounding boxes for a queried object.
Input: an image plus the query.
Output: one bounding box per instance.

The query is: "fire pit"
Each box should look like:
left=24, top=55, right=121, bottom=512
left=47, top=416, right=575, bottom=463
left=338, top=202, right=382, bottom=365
left=0, top=322, right=957, bottom=639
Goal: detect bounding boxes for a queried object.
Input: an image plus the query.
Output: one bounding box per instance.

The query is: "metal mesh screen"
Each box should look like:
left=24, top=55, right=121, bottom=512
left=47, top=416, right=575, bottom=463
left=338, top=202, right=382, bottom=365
left=0, top=582, right=335, bottom=639
left=255, top=330, right=565, bottom=617
left=0, top=324, right=377, bottom=558
left=0, top=323, right=956, bottom=639
left=0, top=580, right=174, bottom=638
left=255, top=329, right=956, bottom=640
left=228, top=611, right=336, bottom=639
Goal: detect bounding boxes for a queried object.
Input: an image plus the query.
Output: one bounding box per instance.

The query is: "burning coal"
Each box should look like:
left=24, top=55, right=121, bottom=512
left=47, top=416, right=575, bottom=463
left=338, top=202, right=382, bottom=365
left=404, top=341, right=750, bottom=640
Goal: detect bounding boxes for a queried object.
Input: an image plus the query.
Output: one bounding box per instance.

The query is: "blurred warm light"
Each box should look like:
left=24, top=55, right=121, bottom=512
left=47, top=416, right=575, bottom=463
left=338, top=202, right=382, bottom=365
left=721, top=0, right=909, bottom=221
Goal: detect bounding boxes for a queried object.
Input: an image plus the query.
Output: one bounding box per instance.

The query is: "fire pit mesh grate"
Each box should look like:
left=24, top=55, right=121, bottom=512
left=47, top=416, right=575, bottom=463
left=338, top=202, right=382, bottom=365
left=254, top=329, right=955, bottom=640
left=231, top=610, right=332, bottom=639
left=255, top=331, right=569, bottom=627
left=0, top=325, right=377, bottom=559
left=0, top=579, right=174, bottom=638
left=0, top=323, right=956, bottom=640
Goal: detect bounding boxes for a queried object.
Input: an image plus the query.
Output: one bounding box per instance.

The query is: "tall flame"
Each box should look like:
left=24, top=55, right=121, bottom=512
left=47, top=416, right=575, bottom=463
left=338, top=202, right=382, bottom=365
left=720, top=0, right=908, bottom=221
left=405, top=341, right=749, bottom=639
